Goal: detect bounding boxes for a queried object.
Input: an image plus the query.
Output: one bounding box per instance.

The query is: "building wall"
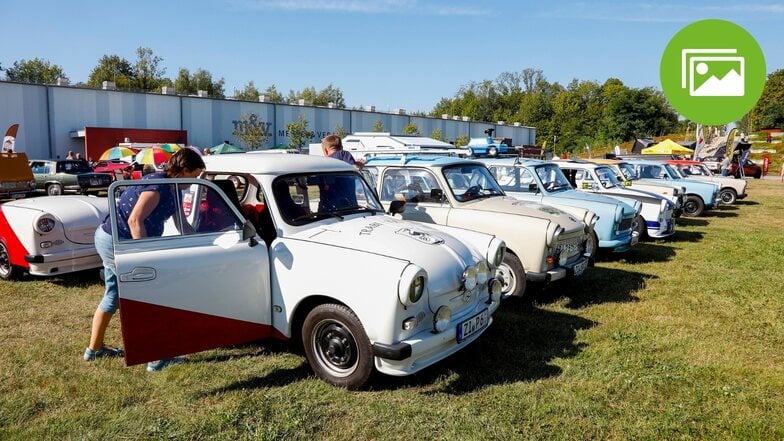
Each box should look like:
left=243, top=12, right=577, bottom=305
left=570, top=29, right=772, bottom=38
left=0, top=80, right=536, bottom=159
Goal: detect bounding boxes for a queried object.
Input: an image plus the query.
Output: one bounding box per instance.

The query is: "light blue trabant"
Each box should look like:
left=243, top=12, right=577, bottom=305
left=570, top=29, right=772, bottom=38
left=480, top=158, right=640, bottom=253
left=625, top=159, right=720, bottom=217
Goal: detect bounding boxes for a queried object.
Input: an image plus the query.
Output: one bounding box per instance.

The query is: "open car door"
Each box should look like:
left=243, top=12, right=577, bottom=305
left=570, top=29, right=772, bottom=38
left=109, top=179, right=272, bottom=366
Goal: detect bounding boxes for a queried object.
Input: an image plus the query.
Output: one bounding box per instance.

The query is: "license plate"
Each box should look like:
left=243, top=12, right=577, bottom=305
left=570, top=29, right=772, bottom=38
left=572, top=258, right=588, bottom=277
left=456, top=309, right=489, bottom=343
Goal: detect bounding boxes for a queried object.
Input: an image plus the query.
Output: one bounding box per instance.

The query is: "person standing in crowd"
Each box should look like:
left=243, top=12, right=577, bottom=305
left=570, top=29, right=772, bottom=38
left=321, top=134, right=365, bottom=168
left=66, top=150, right=75, bottom=160
left=84, top=148, right=205, bottom=372
left=720, top=156, right=732, bottom=176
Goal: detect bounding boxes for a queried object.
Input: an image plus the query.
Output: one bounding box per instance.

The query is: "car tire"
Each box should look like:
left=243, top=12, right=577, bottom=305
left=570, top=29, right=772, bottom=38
left=46, top=183, right=62, bottom=196
left=302, top=303, right=373, bottom=390
left=633, top=215, right=647, bottom=240
left=497, top=252, right=526, bottom=299
left=683, top=195, right=705, bottom=217
left=753, top=170, right=762, bottom=179
left=0, top=241, right=22, bottom=281
left=719, top=188, right=737, bottom=205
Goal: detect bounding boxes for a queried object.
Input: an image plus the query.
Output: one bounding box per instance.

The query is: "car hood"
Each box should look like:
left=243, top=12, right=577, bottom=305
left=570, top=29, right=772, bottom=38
left=598, top=186, right=666, bottom=205
left=548, top=190, right=636, bottom=216
left=10, top=196, right=108, bottom=244
left=461, top=196, right=584, bottom=230
left=292, top=215, right=481, bottom=297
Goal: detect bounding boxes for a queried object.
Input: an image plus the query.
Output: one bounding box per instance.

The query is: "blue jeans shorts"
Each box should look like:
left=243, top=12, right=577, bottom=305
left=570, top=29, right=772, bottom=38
left=94, top=227, right=119, bottom=314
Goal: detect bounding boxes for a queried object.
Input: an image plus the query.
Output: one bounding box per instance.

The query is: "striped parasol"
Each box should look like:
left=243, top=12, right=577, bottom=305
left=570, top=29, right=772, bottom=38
left=159, top=143, right=182, bottom=153
left=135, top=147, right=173, bottom=165
left=99, top=146, right=137, bottom=160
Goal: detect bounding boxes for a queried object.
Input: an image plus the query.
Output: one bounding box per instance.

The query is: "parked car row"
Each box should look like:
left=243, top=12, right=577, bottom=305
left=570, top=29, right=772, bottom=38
left=0, top=150, right=746, bottom=390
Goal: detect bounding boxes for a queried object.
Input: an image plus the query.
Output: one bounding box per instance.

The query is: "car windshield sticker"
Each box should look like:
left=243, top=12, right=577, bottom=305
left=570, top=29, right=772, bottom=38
left=395, top=228, right=444, bottom=245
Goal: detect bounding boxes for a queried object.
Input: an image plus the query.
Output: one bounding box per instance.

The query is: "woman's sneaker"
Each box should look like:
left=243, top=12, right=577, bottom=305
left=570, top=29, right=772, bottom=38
left=83, top=346, right=123, bottom=361
left=146, top=357, right=187, bottom=372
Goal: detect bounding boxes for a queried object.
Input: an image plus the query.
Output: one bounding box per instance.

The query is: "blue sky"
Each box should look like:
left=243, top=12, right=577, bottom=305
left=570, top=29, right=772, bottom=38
left=2, top=0, right=782, bottom=113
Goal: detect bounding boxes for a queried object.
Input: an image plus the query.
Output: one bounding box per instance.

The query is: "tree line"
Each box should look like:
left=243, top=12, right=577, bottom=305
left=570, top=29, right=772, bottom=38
left=3, top=52, right=782, bottom=148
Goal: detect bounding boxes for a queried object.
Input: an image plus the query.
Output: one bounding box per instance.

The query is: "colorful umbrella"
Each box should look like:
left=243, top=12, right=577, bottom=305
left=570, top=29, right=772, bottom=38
left=159, top=143, right=182, bottom=153
left=99, top=146, right=137, bottom=160
left=135, top=147, right=173, bottom=165
left=184, top=145, right=203, bottom=156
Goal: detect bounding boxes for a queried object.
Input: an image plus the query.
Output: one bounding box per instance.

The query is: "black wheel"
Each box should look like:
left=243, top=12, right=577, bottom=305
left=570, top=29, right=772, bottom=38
left=46, top=183, right=62, bottom=196
left=585, top=229, right=599, bottom=257
left=682, top=195, right=705, bottom=217
left=497, top=252, right=526, bottom=299
left=753, top=170, right=762, bottom=179
left=0, top=241, right=22, bottom=281
left=719, top=188, right=737, bottom=205
left=633, top=215, right=647, bottom=240
left=302, top=304, right=373, bottom=390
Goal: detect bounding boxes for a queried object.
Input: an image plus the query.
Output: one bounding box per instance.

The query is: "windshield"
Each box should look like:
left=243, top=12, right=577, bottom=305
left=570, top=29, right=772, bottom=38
left=272, top=172, right=384, bottom=226
left=595, top=166, right=622, bottom=188
left=662, top=164, right=683, bottom=179
left=535, top=164, right=572, bottom=192
left=442, top=164, right=504, bottom=202
left=618, top=163, right=638, bottom=180
left=682, top=164, right=710, bottom=176
left=57, top=161, right=93, bottom=174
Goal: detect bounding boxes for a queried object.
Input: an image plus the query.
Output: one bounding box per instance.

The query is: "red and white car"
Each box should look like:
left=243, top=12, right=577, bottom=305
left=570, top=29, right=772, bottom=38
left=0, top=196, right=107, bottom=280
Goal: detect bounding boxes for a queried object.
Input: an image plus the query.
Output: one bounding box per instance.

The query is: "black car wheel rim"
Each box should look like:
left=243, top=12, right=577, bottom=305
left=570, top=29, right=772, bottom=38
left=313, top=320, right=358, bottom=377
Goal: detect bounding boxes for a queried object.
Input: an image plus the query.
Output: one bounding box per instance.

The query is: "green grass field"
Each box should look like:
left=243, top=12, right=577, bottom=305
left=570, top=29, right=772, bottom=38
left=2, top=179, right=783, bottom=440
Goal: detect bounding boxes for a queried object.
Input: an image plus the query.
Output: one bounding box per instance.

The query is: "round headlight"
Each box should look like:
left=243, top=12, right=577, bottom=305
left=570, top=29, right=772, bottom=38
left=398, top=265, right=427, bottom=307
left=410, top=275, right=425, bottom=303
left=476, top=260, right=490, bottom=285
left=558, top=249, right=569, bottom=266
left=491, top=240, right=506, bottom=267
left=433, top=305, right=452, bottom=333
left=463, top=265, right=477, bottom=291
left=488, top=278, right=503, bottom=302
left=34, top=215, right=56, bottom=234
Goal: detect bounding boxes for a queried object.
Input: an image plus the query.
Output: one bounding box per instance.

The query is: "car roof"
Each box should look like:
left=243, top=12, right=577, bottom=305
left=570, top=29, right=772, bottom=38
left=478, top=157, right=549, bottom=167
left=363, top=156, right=480, bottom=167
left=203, top=153, right=354, bottom=175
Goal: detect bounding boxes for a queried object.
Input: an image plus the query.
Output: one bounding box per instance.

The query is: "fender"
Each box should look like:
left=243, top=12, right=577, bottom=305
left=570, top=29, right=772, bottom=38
left=0, top=208, right=30, bottom=268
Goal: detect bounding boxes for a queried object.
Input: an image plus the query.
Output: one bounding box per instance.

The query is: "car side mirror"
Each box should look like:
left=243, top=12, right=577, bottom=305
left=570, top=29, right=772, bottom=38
left=388, top=200, right=406, bottom=216
left=528, top=183, right=539, bottom=193
left=581, top=182, right=589, bottom=189
left=242, top=220, right=259, bottom=247
left=430, top=188, right=444, bottom=200
left=624, top=181, right=632, bottom=186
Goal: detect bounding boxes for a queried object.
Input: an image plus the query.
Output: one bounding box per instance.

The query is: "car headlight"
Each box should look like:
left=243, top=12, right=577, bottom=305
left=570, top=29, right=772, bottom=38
left=476, top=260, right=490, bottom=285
left=433, top=305, right=452, bottom=333
left=487, top=278, right=503, bottom=303
left=546, top=224, right=563, bottom=248
left=462, top=265, right=477, bottom=291
left=486, top=238, right=506, bottom=268
left=614, top=206, right=623, bottom=223
left=398, top=265, right=427, bottom=307
left=34, top=215, right=57, bottom=234
left=660, top=198, right=668, bottom=211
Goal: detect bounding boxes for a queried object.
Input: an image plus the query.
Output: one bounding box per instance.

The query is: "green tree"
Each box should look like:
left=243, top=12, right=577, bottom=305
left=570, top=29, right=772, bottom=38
left=4, top=58, right=65, bottom=84
left=264, top=84, right=284, bottom=103
left=372, top=120, right=385, bottom=132
left=234, top=81, right=260, bottom=101
left=747, top=69, right=784, bottom=130
left=286, top=84, right=345, bottom=107
left=455, top=134, right=470, bottom=147
left=287, top=114, right=315, bottom=151
left=173, top=67, right=225, bottom=98
left=132, top=47, right=166, bottom=91
left=334, top=124, right=348, bottom=139
left=87, top=55, right=134, bottom=89
left=403, top=122, right=419, bottom=135
left=232, top=113, right=271, bottom=150
left=430, top=128, right=444, bottom=141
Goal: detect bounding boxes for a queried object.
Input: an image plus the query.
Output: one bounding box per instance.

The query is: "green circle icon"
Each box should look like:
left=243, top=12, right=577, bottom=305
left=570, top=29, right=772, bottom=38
left=660, top=19, right=766, bottom=125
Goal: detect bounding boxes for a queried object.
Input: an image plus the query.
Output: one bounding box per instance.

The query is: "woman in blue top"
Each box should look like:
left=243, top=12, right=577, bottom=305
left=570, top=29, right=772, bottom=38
left=84, top=148, right=205, bottom=371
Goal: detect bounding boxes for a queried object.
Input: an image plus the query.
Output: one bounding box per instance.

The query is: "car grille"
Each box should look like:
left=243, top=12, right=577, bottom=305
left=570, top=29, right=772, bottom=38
left=618, top=217, right=633, bottom=232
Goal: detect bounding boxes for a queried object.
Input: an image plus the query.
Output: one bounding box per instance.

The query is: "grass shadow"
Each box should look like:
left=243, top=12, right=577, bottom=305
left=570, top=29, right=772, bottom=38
left=369, top=306, right=595, bottom=394
left=534, top=266, right=650, bottom=309
left=45, top=269, right=103, bottom=288
left=675, top=217, right=709, bottom=227
left=704, top=210, right=738, bottom=218
left=669, top=229, right=705, bottom=243
left=194, top=340, right=293, bottom=364
left=733, top=199, right=759, bottom=206
left=612, top=242, right=677, bottom=264
left=200, top=361, right=312, bottom=395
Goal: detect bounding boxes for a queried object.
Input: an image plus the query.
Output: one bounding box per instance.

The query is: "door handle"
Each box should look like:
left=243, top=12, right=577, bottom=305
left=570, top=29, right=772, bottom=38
left=119, top=267, right=157, bottom=282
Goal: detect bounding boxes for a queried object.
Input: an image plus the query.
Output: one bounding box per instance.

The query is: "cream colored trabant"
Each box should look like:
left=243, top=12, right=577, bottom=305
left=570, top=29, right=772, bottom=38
left=108, top=154, right=505, bottom=390
left=361, top=156, right=592, bottom=299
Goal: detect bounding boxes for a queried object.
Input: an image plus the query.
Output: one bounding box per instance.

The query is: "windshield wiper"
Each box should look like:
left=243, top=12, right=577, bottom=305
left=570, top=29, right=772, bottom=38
left=334, top=205, right=384, bottom=215
left=291, top=212, right=344, bottom=223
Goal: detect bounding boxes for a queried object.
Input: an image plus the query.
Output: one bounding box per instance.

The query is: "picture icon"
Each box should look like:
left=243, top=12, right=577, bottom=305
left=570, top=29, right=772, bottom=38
left=681, top=49, right=744, bottom=97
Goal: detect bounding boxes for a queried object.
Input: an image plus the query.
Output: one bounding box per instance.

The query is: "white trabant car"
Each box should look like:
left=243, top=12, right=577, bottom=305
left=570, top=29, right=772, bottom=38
left=109, top=154, right=506, bottom=390
left=0, top=196, right=107, bottom=280
left=360, top=156, right=593, bottom=299
left=553, top=160, right=676, bottom=239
